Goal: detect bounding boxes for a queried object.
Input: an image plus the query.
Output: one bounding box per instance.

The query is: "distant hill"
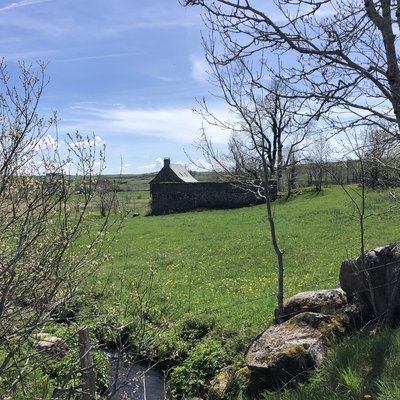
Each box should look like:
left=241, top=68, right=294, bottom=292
left=101, top=171, right=222, bottom=192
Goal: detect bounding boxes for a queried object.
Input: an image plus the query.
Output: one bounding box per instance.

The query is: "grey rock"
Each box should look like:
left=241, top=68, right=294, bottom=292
left=340, top=243, right=400, bottom=324
left=275, top=288, right=348, bottom=322
left=245, top=312, right=348, bottom=393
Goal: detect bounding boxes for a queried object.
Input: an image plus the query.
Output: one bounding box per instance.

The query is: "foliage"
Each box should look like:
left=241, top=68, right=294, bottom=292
left=0, top=324, right=109, bottom=399
left=2, top=170, right=395, bottom=397
left=167, top=338, right=228, bottom=398
left=147, top=316, right=215, bottom=367
left=89, top=184, right=400, bottom=396
left=178, top=316, right=215, bottom=343
left=42, top=343, right=109, bottom=396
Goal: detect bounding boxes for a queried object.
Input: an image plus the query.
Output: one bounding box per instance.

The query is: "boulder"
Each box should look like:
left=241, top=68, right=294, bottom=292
left=34, top=334, right=68, bottom=358
left=340, top=244, right=400, bottom=324
left=209, top=366, right=233, bottom=398
left=245, top=312, right=348, bottom=393
left=274, top=288, right=348, bottom=322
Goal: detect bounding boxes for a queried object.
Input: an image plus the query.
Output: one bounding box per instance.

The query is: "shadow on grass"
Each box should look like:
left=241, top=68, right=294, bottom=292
left=367, top=329, right=396, bottom=391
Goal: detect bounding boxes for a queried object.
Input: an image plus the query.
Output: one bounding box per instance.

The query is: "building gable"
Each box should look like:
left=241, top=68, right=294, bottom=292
left=149, top=158, right=198, bottom=184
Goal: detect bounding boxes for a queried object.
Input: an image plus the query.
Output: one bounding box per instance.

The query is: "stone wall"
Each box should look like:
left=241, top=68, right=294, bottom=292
left=150, top=182, right=276, bottom=215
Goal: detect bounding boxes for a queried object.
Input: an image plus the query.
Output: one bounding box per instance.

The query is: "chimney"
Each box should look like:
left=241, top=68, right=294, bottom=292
left=164, top=158, right=171, bottom=168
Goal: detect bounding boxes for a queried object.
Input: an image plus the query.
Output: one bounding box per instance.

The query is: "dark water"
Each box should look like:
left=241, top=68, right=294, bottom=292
left=106, top=352, right=165, bottom=400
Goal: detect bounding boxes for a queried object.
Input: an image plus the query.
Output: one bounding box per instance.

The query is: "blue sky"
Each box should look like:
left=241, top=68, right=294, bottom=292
left=0, top=0, right=230, bottom=173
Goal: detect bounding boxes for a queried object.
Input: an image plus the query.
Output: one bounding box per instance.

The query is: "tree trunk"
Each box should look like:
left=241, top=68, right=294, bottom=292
left=263, top=160, right=285, bottom=322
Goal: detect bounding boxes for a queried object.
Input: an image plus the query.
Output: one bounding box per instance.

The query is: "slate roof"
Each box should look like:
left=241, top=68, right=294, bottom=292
left=169, top=163, right=198, bottom=183
left=149, top=159, right=198, bottom=184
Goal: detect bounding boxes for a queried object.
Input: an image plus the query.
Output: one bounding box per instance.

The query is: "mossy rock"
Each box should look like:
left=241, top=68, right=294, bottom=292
left=275, top=289, right=348, bottom=322
left=245, top=312, right=348, bottom=394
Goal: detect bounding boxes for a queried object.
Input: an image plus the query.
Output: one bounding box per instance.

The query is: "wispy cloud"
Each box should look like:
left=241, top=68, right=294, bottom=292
left=1, top=49, right=57, bottom=62
left=138, top=157, right=164, bottom=171
left=129, top=19, right=199, bottom=30
left=58, top=104, right=231, bottom=145
left=53, top=51, right=142, bottom=64
left=0, top=0, right=52, bottom=12
left=138, top=157, right=187, bottom=172
left=148, top=74, right=181, bottom=83
left=190, top=55, right=209, bottom=83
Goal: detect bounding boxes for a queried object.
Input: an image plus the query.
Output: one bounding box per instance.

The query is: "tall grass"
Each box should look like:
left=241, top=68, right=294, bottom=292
left=264, top=329, right=400, bottom=399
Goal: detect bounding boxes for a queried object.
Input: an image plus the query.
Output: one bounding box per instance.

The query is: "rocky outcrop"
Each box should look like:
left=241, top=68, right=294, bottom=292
left=34, top=334, right=68, bottom=358
left=275, top=289, right=348, bottom=322
left=245, top=312, right=348, bottom=392
left=340, top=243, right=400, bottom=324
left=242, top=243, right=400, bottom=397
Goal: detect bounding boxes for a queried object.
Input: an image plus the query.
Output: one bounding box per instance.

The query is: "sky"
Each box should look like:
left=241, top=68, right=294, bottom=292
left=0, top=0, right=230, bottom=173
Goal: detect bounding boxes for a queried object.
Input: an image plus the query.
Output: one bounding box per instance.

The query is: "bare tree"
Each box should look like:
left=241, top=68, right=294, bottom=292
left=336, top=132, right=380, bottom=320
left=97, top=178, right=119, bottom=217
left=184, top=0, right=400, bottom=137
left=363, top=126, right=400, bottom=188
left=193, top=59, right=312, bottom=321
left=196, top=59, right=311, bottom=191
left=184, top=0, right=400, bottom=325
left=305, top=138, right=333, bottom=192
left=284, top=150, right=298, bottom=199
left=0, top=61, right=114, bottom=398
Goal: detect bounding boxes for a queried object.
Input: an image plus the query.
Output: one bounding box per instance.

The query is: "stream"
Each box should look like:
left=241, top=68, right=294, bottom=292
left=105, top=352, right=165, bottom=400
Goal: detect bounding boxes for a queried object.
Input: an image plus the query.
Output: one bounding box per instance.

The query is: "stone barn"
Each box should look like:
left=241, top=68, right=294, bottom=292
left=149, top=158, right=273, bottom=215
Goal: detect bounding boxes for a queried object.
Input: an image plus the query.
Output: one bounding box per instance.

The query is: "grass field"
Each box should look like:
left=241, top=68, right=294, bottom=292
left=83, top=183, right=400, bottom=398
left=10, top=183, right=399, bottom=399
left=96, top=185, right=400, bottom=338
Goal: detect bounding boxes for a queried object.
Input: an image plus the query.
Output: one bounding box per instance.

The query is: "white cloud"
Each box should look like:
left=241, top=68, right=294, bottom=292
left=0, top=0, right=52, bottom=12
left=35, top=134, right=59, bottom=151
left=138, top=164, right=156, bottom=171
left=190, top=55, right=209, bottom=83
left=53, top=52, right=142, bottom=64
left=155, top=157, right=164, bottom=166
left=138, top=157, right=164, bottom=172
left=137, top=157, right=213, bottom=173
left=59, top=104, right=231, bottom=145
left=69, top=135, right=104, bottom=150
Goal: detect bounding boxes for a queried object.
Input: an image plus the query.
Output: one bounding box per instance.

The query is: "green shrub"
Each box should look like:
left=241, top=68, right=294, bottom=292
left=149, top=316, right=215, bottom=365
left=178, top=316, right=214, bottom=342
left=40, top=331, right=110, bottom=396
left=168, top=339, right=228, bottom=398
left=0, top=366, right=55, bottom=400
left=337, top=367, right=365, bottom=397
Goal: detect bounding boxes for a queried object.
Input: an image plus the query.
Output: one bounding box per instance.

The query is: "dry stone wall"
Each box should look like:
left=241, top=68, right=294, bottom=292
left=150, top=182, right=273, bottom=215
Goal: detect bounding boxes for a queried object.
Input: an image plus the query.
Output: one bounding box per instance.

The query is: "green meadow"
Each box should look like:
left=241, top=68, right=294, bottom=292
left=81, top=184, right=400, bottom=398
left=96, top=185, right=400, bottom=336
left=9, top=183, right=399, bottom=399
